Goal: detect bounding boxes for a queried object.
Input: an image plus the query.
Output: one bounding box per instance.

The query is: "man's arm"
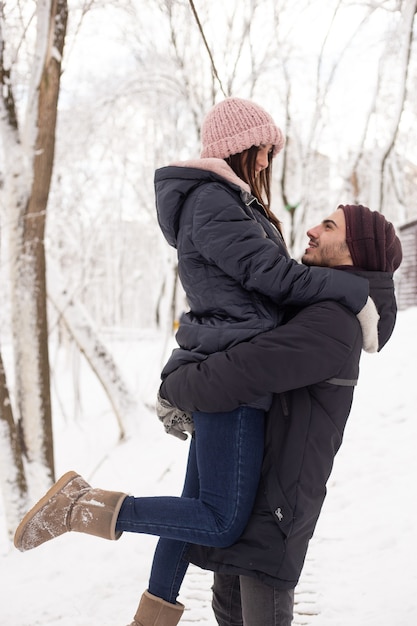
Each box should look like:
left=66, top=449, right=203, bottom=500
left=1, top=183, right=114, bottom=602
left=160, top=301, right=362, bottom=413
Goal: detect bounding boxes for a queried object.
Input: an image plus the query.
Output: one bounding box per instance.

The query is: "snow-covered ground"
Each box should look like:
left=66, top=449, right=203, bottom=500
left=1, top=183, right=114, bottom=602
left=1, top=307, right=416, bottom=626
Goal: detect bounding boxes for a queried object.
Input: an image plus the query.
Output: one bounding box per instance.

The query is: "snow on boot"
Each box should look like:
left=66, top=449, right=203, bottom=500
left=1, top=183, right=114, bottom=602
left=14, top=470, right=127, bottom=552
left=128, top=591, right=185, bottom=626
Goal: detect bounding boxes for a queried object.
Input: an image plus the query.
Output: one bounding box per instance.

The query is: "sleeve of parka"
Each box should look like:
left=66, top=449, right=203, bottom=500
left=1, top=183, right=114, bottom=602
left=160, top=301, right=362, bottom=413
left=190, top=183, right=368, bottom=314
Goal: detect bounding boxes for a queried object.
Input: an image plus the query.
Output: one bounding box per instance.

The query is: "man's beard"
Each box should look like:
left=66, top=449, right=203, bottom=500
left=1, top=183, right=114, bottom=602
left=302, top=242, right=350, bottom=268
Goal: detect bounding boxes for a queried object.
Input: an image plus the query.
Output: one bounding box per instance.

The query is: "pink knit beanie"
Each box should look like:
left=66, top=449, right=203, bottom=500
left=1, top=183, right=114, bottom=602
left=201, top=97, right=285, bottom=159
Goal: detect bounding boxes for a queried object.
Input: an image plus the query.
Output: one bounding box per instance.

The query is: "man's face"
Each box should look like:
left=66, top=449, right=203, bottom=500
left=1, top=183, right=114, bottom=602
left=302, top=208, right=353, bottom=268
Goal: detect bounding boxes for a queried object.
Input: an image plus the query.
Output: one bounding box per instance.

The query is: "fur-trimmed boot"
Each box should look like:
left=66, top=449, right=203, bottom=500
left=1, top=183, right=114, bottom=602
left=14, top=471, right=127, bottom=552
left=128, top=591, right=185, bottom=626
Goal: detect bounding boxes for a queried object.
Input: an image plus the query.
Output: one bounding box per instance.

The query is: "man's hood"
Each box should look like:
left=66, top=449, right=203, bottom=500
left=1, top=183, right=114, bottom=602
left=338, top=267, right=398, bottom=351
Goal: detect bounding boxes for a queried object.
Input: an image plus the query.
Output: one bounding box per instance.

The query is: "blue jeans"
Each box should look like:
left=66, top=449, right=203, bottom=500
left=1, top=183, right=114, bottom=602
left=116, top=407, right=264, bottom=603
left=212, top=573, right=294, bottom=626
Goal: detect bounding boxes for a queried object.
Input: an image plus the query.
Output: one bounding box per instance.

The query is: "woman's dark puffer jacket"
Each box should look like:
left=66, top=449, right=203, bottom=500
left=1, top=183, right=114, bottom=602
left=155, top=159, right=369, bottom=376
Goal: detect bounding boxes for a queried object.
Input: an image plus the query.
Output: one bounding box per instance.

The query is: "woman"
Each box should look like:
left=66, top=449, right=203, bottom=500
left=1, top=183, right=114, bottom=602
left=14, top=98, right=376, bottom=626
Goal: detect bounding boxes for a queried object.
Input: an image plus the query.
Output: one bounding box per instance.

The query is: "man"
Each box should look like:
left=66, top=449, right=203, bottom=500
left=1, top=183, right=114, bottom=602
left=159, top=204, right=402, bottom=626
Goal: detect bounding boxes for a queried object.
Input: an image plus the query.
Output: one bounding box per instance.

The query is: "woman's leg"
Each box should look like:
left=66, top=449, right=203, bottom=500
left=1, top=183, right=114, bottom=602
left=147, top=435, right=200, bottom=603
left=116, top=407, right=264, bottom=547
left=143, top=407, right=264, bottom=604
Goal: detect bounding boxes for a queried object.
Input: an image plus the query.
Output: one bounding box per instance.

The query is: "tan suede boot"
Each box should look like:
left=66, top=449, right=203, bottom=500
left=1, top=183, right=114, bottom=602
left=128, top=591, right=185, bottom=626
left=14, top=471, right=127, bottom=552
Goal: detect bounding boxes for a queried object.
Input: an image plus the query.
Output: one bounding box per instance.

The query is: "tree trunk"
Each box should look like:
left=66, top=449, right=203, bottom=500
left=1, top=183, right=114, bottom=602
left=10, top=0, right=68, bottom=490
left=0, top=348, right=28, bottom=539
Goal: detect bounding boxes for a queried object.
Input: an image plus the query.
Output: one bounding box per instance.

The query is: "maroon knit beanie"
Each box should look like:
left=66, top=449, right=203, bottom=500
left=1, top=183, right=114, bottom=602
left=339, top=204, right=402, bottom=272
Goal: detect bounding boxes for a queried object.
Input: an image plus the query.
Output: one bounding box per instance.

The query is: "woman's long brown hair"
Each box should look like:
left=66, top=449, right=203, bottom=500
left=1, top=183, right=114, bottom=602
left=225, top=146, right=282, bottom=233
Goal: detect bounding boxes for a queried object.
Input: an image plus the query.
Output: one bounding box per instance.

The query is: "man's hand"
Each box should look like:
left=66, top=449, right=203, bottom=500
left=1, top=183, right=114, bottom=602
left=156, top=392, right=194, bottom=441
left=356, top=296, right=380, bottom=353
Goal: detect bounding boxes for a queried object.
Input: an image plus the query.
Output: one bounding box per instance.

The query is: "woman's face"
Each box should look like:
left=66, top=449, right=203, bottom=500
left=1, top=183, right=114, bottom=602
left=255, top=144, right=273, bottom=176
left=242, top=144, right=273, bottom=179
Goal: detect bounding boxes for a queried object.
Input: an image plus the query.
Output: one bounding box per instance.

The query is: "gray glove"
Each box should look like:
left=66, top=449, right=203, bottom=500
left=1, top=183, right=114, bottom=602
left=156, top=392, right=194, bottom=441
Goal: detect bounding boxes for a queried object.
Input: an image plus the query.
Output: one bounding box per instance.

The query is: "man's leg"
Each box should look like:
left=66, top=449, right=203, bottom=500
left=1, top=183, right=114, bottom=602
left=239, top=576, right=294, bottom=626
left=212, top=573, right=243, bottom=626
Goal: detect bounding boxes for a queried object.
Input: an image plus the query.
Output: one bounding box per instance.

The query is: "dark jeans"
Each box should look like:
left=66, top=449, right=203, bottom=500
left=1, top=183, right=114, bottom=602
left=116, top=407, right=265, bottom=603
left=212, top=573, right=294, bottom=626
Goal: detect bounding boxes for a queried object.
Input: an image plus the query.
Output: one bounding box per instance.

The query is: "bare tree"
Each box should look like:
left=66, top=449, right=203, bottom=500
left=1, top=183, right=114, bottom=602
left=6, top=0, right=68, bottom=492
left=0, top=2, right=138, bottom=535
left=0, top=0, right=67, bottom=527
left=47, top=263, right=138, bottom=440
left=343, top=0, right=417, bottom=219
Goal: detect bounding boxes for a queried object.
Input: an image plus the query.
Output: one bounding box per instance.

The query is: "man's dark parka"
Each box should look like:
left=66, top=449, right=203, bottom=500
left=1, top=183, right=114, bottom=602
left=160, top=271, right=397, bottom=589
